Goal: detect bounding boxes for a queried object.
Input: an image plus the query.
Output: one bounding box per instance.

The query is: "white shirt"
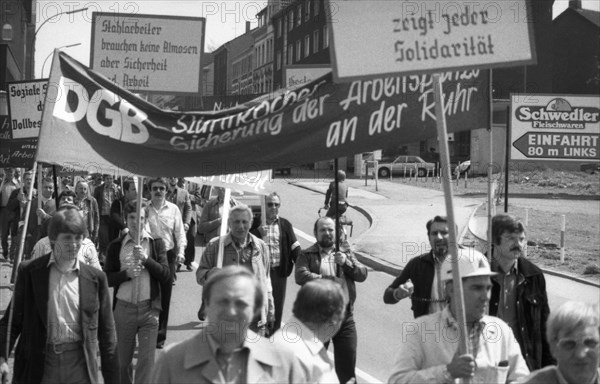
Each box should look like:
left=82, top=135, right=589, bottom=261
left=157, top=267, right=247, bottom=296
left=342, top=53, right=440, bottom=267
left=272, top=316, right=338, bottom=383
left=147, top=199, right=186, bottom=256
left=388, top=307, right=530, bottom=384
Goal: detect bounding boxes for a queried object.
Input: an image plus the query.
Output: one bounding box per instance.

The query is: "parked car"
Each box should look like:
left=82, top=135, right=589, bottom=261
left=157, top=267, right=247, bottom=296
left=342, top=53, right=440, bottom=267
left=580, top=163, right=600, bottom=174
left=374, top=155, right=436, bottom=178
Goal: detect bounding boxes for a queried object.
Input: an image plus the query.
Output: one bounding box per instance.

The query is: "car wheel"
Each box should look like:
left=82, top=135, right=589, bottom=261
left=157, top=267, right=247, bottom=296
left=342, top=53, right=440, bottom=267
left=417, top=168, right=426, bottom=177
left=378, top=168, right=390, bottom=178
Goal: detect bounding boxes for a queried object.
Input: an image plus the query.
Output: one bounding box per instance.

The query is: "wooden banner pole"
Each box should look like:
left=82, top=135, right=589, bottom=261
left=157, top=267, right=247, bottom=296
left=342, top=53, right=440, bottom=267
left=216, top=188, right=232, bottom=268
left=433, top=74, right=470, bottom=378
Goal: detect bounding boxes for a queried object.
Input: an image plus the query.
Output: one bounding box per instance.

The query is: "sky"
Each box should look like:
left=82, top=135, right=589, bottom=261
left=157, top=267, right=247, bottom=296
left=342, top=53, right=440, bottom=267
left=33, top=0, right=600, bottom=78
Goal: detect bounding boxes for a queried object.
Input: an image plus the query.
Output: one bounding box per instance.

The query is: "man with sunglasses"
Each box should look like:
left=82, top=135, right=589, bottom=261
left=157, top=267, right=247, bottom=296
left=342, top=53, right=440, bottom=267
left=251, top=192, right=300, bottom=332
left=147, top=177, right=186, bottom=348
left=489, top=214, right=554, bottom=371
left=522, top=301, right=599, bottom=384
left=383, top=215, right=457, bottom=318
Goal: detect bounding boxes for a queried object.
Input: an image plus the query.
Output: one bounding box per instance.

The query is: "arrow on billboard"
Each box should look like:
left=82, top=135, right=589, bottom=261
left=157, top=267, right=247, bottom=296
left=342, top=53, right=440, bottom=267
left=513, top=132, right=600, bottom=160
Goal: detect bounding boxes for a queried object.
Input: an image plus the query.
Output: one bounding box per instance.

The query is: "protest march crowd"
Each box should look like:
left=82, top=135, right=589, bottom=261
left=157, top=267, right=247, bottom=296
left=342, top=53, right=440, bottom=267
left=0, top=167, right=598, bottom=384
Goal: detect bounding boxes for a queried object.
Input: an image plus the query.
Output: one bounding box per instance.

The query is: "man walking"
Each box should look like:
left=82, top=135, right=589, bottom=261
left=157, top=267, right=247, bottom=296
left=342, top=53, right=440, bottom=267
left=0, top=207, right=119, bottom=384
left=105, top=200, right=170, bottom=384
left=489, top=213, right=554, bottom=370
left=146, top=177, right=186, bottom=348
left=383, top=215, right=455, bottom=317
left=252, top=192, right=301, bottom=331
left=388, top=249, right=530, bottom=383
left=165, top=177, right=193, bottom=271
left=151, top=266, right=306, bottom=383
left=197, top=204, right=274, bottom=334
left=94, top=174, right=122, bottom=258
left=295, top=216, right=368, bottom=384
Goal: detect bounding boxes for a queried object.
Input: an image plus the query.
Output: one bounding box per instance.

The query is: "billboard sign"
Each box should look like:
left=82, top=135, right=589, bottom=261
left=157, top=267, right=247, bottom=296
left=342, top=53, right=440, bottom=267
left=284, top=65, right=331, bottom=89
left=7, top=80, right=48, bottom=139
left=91, top=12, right=205, bottom=94
left=510, top=94, right=600, bottom=161
left=326, top=0, right=536, bottom=82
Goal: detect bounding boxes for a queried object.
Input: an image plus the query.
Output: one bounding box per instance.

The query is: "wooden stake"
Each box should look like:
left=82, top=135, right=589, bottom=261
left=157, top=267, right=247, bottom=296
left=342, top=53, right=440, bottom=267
left=433, top=74, right=470, bottom=374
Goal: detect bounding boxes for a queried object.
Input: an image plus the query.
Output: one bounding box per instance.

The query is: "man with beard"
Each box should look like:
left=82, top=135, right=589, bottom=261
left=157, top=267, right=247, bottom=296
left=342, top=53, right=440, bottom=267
left=489, top=213, right=554, bottom=371
left=0, top=207, right=118, bottom=384
left=295, top=216, right=368, bottom=384
left=383, top=215, right=457, bottom=318
left=150, top=266, right=306, bottom=383
left=388, top=249, right=529, bottom=383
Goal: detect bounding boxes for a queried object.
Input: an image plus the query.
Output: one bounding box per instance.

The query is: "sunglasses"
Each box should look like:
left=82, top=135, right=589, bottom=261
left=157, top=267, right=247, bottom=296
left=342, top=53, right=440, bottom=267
left=267, top=202, right=280, bottom=208
left=557, top=337, right=599, bottom=351
left=152, top=186, right=166, bottom=191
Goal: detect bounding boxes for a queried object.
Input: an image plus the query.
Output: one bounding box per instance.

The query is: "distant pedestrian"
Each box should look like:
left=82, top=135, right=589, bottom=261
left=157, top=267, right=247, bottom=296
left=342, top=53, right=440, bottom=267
left=0, top=207, right=119, bottom=384
left=324, top=170, right=349, bottom=219
left=296, top=216, right=368, bottom=384
left=1, top=168, right=20, bottom=260
left=150, top=266, right=306, bottom=383
left=522, top=301, right=599, bottom=384
left=272, top=279, right=347, bottom=383
left=489, top=213, right=554, bottom=370
left=383, top=215, right=457, bottom=317
left=251, top=192, right=301, bottom=331
left=74, top=180, right=99, bottom=245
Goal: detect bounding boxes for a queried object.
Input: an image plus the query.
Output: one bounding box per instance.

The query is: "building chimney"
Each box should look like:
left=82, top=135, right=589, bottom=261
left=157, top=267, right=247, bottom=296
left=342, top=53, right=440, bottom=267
left=246, top=21, right=251, bottom=33
left=569, top=0, right=582, bottom=9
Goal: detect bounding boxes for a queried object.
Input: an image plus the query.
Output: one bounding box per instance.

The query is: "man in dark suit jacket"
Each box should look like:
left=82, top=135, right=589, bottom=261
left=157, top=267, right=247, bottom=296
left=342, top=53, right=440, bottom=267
left=0, top=207, right=119, bottom=384
left=251, top=192, right=300, bottom=332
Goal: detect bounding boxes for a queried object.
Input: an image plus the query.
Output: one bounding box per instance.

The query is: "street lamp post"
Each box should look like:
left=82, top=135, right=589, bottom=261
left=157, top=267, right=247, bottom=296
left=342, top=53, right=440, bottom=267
left=30, top=7, right=89, bottom=78
left=40, top=43, right=82, bottom=78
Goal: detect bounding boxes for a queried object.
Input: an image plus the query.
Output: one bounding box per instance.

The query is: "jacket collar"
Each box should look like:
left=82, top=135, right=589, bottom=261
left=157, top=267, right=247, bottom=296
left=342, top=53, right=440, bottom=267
left=183, top=329, right=282, bottom=382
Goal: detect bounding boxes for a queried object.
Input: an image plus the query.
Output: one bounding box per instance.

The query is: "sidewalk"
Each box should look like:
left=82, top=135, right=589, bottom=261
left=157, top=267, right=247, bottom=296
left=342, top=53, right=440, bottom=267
left=291, top=178, right=482, bottom=276
left=291, top=177, right=600, bottom=291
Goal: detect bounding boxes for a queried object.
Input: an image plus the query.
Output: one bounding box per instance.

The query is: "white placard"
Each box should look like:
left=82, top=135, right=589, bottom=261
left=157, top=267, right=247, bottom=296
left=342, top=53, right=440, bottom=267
left=327, top=0, right=536, bottom=82
left=284, top=65, right=331, bottom=89
left=91, top=12, right=205, bottom=94
left=7, top=80, right=48, bottom=139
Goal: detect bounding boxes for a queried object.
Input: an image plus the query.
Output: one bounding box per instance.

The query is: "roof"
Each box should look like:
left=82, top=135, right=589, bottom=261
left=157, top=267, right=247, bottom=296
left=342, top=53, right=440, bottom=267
left=555, top=7, right=600, bottom=27
left=578, top=8, right=600, bottom=27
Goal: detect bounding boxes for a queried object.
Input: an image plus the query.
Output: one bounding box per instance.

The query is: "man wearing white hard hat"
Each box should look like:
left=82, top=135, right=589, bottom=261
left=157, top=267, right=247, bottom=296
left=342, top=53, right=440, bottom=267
left=389, top=248, right=530, bottom=384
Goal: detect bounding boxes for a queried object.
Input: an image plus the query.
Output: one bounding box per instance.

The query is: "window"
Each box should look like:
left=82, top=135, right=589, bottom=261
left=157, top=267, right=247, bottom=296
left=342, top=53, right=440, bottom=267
left=287, top=44, right=293, bottom=64
left=323, top=24, right=329, bottom=48
left=277, top=18, right=282, bottom=37
left=305, top=0, right=311, bottom=21
left=314, top=0, right=319, bottom=16
left=276, top=50, right=281, bottom=70
left=288, top=10, right=294, bottom=31
left=313, top=30, right=319, bottom=53
left=297, top=5, right=302, bottom=26
left=296, top=40, right=302, bottom=62
left=304, top=35, right=310, bottom=57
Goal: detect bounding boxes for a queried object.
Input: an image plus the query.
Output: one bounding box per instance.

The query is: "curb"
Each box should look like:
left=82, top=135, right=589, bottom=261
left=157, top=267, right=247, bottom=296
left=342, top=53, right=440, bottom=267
left=290, top=181, right=600, bottom=287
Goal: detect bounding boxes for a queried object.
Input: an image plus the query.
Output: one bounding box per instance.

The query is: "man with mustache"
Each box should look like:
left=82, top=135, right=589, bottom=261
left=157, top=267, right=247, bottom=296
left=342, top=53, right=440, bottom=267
left=383, top=216, right=457, bottom=318
left=295, top=216, right=368, bottom=384
left=489, top=213, right=554, bottom=371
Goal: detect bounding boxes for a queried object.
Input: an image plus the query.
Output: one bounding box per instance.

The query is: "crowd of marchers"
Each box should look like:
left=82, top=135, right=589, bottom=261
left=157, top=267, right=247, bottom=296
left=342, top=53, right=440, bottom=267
left=0, top=167, right=598, bottom=384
